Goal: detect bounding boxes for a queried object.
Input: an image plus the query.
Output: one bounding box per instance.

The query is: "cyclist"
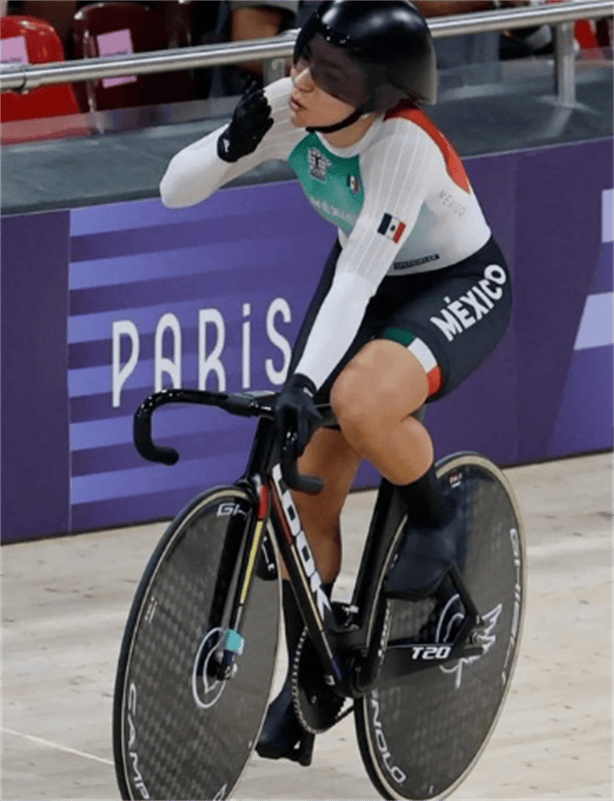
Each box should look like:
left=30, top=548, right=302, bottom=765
left=160, top=0, right=512, bottom=763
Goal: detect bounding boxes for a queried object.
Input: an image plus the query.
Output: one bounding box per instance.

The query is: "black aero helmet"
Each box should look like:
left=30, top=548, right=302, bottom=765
left=294, top=0, right=437, bottom=122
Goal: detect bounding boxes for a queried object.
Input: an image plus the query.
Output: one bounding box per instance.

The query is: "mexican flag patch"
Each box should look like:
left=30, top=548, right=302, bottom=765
left=377, top=213, right=407, bottom=243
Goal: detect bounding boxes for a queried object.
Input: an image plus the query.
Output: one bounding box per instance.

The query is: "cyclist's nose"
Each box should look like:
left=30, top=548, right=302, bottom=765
left=292, top=65, right=315, bottom=92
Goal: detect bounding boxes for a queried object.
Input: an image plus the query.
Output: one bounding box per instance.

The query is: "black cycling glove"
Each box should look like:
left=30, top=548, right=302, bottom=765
left=274, top=373, right=323, bottom=458
left=217, top=83, right=274, bottom=163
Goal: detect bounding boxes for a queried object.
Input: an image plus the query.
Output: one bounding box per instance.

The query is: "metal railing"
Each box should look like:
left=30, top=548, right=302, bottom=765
left=0, top=0, right=611, bottom=107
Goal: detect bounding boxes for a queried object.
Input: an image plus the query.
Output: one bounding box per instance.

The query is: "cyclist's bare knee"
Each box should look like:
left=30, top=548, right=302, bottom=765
left=331, top=339, right=428, bottom=448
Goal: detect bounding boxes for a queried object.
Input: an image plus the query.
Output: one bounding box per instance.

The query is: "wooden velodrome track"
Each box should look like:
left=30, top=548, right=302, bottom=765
left=2, top=451, right=612, bottom=800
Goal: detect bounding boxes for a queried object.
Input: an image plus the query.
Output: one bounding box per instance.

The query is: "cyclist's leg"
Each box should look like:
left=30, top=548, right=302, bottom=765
left=331, top=343, right=460, bottom=598
left=329, top=341, right=461, bottom=599
left=256, top=579, right=311, bottom=761
left=330, top=238, right=512, bottom=599
left=290, top=426, right=363, bottom=583
left=330, top=339, right=432, bottom=486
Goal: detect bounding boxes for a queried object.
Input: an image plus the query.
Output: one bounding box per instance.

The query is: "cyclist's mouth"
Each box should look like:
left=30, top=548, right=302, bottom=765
left=290, top=95, right=306, bottom=112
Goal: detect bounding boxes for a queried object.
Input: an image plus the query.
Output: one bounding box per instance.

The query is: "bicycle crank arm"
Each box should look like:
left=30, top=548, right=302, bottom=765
left=375, top=637, right=486, bottom=683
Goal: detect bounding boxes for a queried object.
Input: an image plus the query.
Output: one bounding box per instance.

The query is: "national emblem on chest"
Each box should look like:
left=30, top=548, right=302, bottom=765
left=289, top=136, right=365, bottom=233
left=308, top=147, right=332, bottom=182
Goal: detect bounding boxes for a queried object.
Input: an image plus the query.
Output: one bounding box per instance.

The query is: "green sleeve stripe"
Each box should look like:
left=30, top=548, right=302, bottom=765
left=384, top=326, right=415, bottom=347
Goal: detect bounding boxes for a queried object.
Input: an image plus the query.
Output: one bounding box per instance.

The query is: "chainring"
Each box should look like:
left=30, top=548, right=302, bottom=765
left=291, top=628, right=347, bottom=735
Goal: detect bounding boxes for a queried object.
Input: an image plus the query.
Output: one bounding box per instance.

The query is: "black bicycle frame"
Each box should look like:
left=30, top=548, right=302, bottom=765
left=134, top=388, right=486, bottom=699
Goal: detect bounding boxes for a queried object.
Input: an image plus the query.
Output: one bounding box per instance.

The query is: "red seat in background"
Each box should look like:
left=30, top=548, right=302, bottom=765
left=1, top=15, right=82, bottom=123
left=72, top=2, right=195, bottom=112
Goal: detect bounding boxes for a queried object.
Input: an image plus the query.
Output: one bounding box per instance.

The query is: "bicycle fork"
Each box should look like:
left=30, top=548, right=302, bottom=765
left=208, top=462, right=342, bottom=686
left=209, top=479, right=271, bottom=681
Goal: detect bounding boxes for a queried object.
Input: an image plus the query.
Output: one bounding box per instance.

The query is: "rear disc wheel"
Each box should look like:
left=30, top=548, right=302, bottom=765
left=355, top=453, right=526, bottom=800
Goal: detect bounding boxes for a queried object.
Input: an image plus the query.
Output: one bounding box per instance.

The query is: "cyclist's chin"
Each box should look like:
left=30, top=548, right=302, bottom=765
left=290, top=108, right=314, bottom=128
left=290, top=107, right=347, bottom=130
left=289, top=111, right=306, bottom=128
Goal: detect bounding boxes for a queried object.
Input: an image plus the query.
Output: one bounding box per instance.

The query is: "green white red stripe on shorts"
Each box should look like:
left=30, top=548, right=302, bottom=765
left=384, top=327, right=442, bottom=397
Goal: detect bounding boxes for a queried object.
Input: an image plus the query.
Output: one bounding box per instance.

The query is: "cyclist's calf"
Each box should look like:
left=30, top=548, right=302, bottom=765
left=286, top=428, right=361, bottom=583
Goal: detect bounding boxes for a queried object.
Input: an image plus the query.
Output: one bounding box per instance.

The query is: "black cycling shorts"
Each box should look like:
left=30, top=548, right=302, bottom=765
left=290, top=236, right=512, bottom=404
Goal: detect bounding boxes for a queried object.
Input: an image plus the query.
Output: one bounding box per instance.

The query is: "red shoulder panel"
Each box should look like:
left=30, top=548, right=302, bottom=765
left=385, top=103, right=471, bottom=194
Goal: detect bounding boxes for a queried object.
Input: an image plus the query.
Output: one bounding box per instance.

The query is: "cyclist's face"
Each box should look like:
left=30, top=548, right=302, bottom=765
left=289, top=34, right=367, bottom=128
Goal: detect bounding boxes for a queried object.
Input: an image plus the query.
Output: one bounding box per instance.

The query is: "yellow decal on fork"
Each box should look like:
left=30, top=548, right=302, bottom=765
left=239, top=518, right=265, bottom=604
left=239, top=485, right=269, bottom=604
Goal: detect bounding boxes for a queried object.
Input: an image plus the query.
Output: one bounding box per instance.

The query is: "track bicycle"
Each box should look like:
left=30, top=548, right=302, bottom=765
left=113, top=387, right=526, bottom=801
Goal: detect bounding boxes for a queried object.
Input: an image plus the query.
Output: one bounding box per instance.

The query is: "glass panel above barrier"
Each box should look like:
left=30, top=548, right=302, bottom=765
left=1, top=110, right=93, bottom=146
left=0, top=95, right=236, bottom=145
left=436, top=50, right=612, bottom=102
left=1, top=54, right=610, bottom=147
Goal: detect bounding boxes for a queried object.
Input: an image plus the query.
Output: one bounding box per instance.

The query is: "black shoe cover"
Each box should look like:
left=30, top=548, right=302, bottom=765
left=255, top=682, right=314, bottom=764
left=385, top=503, right=467, bottom=601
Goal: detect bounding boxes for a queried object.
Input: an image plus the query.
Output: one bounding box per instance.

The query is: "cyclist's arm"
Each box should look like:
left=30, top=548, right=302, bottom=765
left=294, top=124, right=435, bottom=390
left=160, top=78, right=298, bottom=208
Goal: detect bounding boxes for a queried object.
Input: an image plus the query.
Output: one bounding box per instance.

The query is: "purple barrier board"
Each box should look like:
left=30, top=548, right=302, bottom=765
left=1, top=211, right=71, bottom=542
left=68, top=183, right=334, bottom=531
left=1, top=139, right=612, bottom=541
left=427, top=140, right=613, bottom=465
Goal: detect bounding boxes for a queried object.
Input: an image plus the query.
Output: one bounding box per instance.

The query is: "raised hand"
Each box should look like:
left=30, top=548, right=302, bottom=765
left=217, top=83, right=274, bottom=163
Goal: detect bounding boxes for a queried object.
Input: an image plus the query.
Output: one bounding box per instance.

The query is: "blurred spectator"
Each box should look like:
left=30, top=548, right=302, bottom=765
left=76, top=2, right=198, bottom=50
left=500, top=0, right=555, bottom=60
left=413, top=1, right=532, bottom=69
left=65, top=0, right=298, bottom=97
left=206, top=1, right=298, bottom=97
left=1, top=1, right=8, bottom=15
